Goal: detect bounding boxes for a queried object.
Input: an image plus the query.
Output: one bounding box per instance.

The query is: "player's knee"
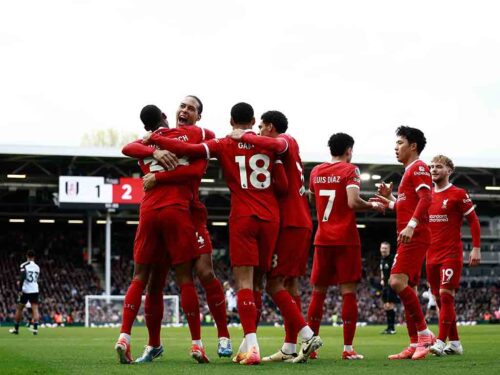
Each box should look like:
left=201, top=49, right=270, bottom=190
left=266, top=276, right=284, bottom=294
left=197, top=269, right=215, bottom=284
left=389, top=278, right=402, bottom=292
left=439, top=288, right=455, bottom=297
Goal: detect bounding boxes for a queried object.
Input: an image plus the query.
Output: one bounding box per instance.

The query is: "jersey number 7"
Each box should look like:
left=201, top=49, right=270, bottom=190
left=319, top=189, right=336, bottom=222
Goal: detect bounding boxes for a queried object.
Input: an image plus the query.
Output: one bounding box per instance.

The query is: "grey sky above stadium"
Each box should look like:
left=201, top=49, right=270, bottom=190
left=1, top=0, right=499, bottom=167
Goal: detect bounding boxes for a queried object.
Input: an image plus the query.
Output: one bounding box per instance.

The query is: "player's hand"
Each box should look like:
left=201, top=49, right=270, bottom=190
left=381, top=280, right=385, bottom=287
left=378, top=181, right=393, bottom=198
left=398, top=226, right=414, bottom=244
left=143, top=173, right=156, bottom=191
left=370, top=195, right=391, bottom=208
left=370, top=201, right=386, bottom=214
left=229, top=129, right=245, bottom=140
left=469, top=247, right=481, bottom=266
left=152, top=149, right=178, bottom=170
left=142, top=132, right=153, bottom=144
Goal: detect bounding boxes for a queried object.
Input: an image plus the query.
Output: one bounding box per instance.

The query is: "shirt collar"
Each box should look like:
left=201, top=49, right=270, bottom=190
left=405, top=158, right=420, bottom=171
left=434, top=183, right=453, bottom=193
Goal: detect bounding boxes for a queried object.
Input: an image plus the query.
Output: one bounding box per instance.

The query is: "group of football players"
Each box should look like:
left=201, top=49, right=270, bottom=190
left=114, top=95, right=481, bottom=365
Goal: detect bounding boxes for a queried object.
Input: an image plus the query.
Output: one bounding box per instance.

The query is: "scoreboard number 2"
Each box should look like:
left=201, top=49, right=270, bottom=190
left=121, top=184, right=132, bottom=200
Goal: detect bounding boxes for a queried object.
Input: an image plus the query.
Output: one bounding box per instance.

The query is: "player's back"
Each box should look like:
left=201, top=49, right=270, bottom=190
left=139, top=126, right=207, bottom=211
left=310, top=161, right=360, bottom=246
left=277, top=133, right=312, bottom=229
left=213, top=136, right=279, bottom=222
left=428, top=184, right=473, bottom=263
left=20, top=261, right=40, bottom=294
left=396, top=159, right=431, bottom=242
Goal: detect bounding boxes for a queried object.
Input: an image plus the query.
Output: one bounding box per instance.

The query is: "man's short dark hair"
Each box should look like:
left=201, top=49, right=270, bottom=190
left=261, top=111, right=288, bottom=133
left=140, top=105, right=162, bottom=131
left=26, top=250, right=35, bottom=258
left=231, top=102, right=254, bottom=124
left=396, top=126, right=427, bottom=155
left=187, top=95, right=203, bottom=114
left=381, top=241, right=391, bottom=249
left=328, top=133, right=355, bottom=156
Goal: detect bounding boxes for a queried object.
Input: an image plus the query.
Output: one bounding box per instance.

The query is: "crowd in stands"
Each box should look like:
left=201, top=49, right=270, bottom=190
left=1, top=231, right=500, bottom=326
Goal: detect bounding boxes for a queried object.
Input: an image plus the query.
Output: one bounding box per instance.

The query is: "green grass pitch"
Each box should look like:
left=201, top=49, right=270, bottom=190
left=1, top=325, right=499, bottom=374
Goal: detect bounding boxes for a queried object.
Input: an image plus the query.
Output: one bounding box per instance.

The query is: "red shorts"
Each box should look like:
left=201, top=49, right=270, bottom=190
left=268, top=227, right=312, bottom=278
left=310, top=245, right=361, bottom=286
left=134, top=206, right=198, bottom=266
left=426, top=260, right=463, bottom=294
left=196, top=225, right=213, bottom=256
left=391, top=241, right=428, bottom=287
left=229, top=216, right=279, bottom=271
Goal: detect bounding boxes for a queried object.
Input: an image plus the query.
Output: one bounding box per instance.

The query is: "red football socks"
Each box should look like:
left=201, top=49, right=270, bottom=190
left=120, top=279, right=145, bottom=335
left=404, top=307, right=418, bottom=344
left=202, top=279, right=230, bottom=338
left=284, top=295, right=302, bottom=344
left=273, top=290, right=306, bottom=342
left=254, top=290, right=263, bottom=328
left=399, top=286, right=427, bottom=333
left=438, top=293, right=456, bottom=342
left=237, top=289, right=257, bottom=335
left=307, top=290, right=326, bottom=336
left=144, top=292, right=163, bottom=347
left=180, top=282, right=201, bottom=340
left=342, top=292, right=358, bottom=346
left=120, top=279, right=144, bottom=335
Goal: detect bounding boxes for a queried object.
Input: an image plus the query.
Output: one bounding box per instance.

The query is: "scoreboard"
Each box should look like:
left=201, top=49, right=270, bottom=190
left=58, top=176, right=143, bottom=209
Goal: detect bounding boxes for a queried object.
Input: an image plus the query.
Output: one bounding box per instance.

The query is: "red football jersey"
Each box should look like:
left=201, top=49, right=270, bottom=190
left=138, top=126, right=208, bottom=211
left=396, top=159, right=432, bottom=243
left=427, top=184, right=475, bottom=264
left=277, top=134, right=313, bottom=229
left=309, top=161, right=361, bottom=246
left=183, top=126, right=215, bottom=228
left=204, top=135, right=280, bottom=221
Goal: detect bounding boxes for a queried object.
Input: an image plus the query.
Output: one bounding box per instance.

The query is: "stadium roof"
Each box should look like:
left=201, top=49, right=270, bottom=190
left=1, top=144, right=499, bottom=168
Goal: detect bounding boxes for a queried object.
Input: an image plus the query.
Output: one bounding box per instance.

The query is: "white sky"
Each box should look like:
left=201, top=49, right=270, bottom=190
left=1, top=0, right=499, bottom=167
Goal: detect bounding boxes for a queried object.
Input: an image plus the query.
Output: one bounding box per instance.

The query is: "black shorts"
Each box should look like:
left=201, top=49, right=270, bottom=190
left=19, top=293, right=39, bottom=305
left=382, top=287, right=400, bottom=304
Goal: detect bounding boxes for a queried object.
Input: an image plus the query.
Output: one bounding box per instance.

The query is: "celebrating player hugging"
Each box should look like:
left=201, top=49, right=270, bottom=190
left=115, top=101, right=481, bottom=366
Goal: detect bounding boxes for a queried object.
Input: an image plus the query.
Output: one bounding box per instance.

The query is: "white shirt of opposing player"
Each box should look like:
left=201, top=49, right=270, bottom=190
left=225, top=288, right=237, bottom=310
left=21, top=261, right=40, bottom=294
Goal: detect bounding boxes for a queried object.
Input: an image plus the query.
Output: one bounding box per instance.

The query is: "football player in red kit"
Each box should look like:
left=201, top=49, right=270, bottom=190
left=308, top=132, right=385, bottom=360
left=126, top=98, right=232, bottom=361
left=144, top=103, right=322, bottom=365
left=375, top=126, right=435, bottom=360
left=228, top=110, right=318, bottom=363
left=427, top=155, right=481, bottom=356
left=116, top=104, right=210, bottom=364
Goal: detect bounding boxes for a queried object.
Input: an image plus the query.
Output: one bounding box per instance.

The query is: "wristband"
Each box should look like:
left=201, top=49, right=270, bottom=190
left=388, top=201, right=395, bottom=210
left=407, top=219, right=418, bottom=229
left=371, top=202, right=378, bottom=209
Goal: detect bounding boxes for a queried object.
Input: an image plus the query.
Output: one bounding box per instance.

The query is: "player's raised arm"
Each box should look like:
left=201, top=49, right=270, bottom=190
left=230, top=130, right=288, bottom=154
left=148, top=133, right=214, bottom=159
left=122, top=140, right=178, bottom=170
left=143, top=159, right=208, bottom=191
left=122, top=139, right=154, bottom=158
